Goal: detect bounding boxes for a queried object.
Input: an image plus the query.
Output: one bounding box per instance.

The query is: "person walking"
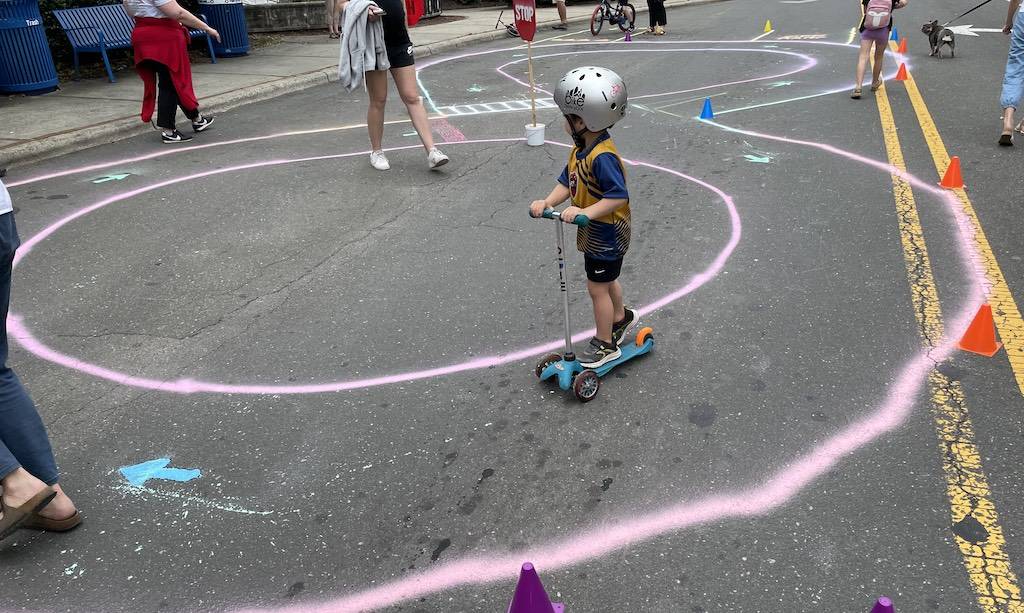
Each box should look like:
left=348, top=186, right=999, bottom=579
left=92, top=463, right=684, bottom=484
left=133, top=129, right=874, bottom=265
left=335, top=0, right=448, bottom=170
left=851, top=0, right=907, bottom=99
left=646, top=0, right=666, bottom=35
left=0, top=177, right=80, bottom=542
left=327, top=0, right=341, bottom=38
left=999, top=0, right=1024, bottom=146
left=551, top=0, right=569, bottom=30
left=125, top=0, right=219, bottom=143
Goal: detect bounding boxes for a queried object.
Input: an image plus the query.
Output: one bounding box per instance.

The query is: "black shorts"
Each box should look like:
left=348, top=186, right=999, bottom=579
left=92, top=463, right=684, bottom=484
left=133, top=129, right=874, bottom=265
left=386, top=43, right=415, bottom=68
left=584, top=255, right=624, bottom=283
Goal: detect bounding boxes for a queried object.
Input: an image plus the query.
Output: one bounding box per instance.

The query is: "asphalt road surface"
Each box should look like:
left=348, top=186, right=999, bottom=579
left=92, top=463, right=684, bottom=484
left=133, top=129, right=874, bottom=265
left=3, top=0, right=1024, bottom=611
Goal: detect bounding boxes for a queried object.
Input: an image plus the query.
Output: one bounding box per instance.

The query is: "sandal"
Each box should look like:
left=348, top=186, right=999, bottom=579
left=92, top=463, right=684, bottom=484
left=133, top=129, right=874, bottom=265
left=1016, top=120, right=1024, bottom=135
left=0, top=487, right=57, bottom=541
left=870, top=80, right=883, bottom=92
left=22, top=510, right=82, bottom=533
left=851, top=88, right=862, bottom=99
left=329, top=32, right=340, bottom=39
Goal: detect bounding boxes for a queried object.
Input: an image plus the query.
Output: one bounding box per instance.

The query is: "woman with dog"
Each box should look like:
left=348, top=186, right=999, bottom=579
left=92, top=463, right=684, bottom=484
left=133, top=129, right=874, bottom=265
left=851, top=0, right=907, bottom=100
left=999, top=0, right=1024, bottom=146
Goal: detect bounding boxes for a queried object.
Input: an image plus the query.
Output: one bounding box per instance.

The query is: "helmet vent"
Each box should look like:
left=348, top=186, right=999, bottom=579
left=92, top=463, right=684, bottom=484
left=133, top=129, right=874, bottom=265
left=610, top=103, right=617, bottom=109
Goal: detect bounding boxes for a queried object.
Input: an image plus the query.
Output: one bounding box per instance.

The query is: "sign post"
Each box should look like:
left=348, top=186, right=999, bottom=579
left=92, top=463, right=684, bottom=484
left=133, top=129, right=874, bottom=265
left=513, top=0, right=544, bottom=146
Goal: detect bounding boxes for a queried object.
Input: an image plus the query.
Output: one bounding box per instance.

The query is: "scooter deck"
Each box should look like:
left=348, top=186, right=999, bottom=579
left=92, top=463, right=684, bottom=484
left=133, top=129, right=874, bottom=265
left=540, top=337, right=654, bottom=391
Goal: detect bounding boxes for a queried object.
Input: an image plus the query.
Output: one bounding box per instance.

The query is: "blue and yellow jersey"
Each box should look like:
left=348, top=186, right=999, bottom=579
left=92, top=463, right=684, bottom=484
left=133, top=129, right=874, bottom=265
left=557, top=132, right=631, bottom=261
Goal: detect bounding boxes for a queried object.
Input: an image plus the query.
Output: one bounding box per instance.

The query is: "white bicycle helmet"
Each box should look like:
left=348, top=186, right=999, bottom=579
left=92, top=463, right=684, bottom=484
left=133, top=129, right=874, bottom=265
left=553, top=66, right=628, bottom=132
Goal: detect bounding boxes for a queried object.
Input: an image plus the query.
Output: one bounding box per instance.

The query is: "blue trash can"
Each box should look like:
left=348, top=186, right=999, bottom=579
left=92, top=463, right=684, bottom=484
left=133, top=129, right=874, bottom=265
left=0, top=0, right=58, bottom=95
left=198, top=0, right=249, bottom=57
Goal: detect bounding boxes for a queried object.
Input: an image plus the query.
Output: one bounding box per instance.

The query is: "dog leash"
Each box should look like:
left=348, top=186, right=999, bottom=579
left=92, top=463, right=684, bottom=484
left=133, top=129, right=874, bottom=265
left=941, top=0, right=998, bottom=27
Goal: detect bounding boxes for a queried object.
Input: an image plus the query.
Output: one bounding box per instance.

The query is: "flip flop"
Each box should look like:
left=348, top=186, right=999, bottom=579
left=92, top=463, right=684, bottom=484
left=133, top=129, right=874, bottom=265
left=22, top=510, right=82, bottom=533
left=0, top=487, right=57, bottom=541
left=851, top=88, right=863, bottom=99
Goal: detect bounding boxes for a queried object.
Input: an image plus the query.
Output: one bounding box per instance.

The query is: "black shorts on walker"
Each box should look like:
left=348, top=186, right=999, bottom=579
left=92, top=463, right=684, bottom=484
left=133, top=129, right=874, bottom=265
left=584, top=255, right=623, bottom=283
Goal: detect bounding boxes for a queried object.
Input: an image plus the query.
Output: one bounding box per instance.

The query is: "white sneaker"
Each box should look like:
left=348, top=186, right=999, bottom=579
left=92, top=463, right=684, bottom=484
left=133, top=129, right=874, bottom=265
left=427, top=147, right=449, bottom=170
left=369, top=150, right=390, bottom=171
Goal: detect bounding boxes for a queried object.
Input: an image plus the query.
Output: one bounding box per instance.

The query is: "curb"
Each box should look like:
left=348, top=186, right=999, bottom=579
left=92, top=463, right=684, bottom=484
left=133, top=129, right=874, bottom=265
left=0, top=0, right=726, bottom=169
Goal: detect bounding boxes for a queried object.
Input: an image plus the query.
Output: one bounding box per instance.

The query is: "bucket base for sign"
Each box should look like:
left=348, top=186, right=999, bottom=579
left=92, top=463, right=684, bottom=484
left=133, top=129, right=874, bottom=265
left=525, top=123, right=545, bottom=146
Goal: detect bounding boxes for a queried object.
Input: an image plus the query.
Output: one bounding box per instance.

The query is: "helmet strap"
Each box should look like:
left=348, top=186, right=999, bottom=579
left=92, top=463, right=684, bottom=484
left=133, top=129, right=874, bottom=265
left=565, top=115, right=587, bottom=149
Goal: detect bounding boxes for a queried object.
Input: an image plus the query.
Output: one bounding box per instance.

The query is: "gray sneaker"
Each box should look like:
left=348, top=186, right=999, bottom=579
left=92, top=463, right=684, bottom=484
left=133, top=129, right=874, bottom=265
left=579, top=337, right=622, bottom=369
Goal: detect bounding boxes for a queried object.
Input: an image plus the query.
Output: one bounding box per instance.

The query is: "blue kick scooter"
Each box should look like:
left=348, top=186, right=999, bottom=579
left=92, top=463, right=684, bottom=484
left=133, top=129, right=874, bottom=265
left=533, top=209, right=654, bottom=402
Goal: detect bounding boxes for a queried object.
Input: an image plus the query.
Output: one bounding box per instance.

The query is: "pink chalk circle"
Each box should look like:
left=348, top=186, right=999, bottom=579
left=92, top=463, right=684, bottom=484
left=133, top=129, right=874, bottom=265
left=8, top=138, right=740, bottom=395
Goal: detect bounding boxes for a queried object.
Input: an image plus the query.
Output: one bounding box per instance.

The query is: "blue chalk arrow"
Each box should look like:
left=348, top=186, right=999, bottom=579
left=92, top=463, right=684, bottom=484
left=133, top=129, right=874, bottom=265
left=119, top=458, right=201, bottom=487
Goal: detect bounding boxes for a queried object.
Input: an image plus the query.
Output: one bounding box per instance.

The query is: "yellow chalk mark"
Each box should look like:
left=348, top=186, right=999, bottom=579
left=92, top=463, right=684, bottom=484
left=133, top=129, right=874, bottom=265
left=875, top=69, right=1024, bottom=612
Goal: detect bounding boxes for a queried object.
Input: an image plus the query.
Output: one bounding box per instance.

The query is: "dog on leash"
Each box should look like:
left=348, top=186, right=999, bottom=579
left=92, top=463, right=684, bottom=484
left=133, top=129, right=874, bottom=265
left=922, top=21, right=956, bottom=58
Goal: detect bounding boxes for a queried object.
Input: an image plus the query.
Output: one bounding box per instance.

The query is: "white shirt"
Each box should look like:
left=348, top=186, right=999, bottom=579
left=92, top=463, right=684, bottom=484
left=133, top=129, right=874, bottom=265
left=0, top=179, right=12, bottom=216
left=122, top=0, right=172, bottom=19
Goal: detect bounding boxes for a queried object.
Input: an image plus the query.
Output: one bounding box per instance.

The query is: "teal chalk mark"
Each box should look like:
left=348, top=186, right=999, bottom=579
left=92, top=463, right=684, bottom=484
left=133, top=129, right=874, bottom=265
left=92, top=173, right=130, bottom=184
left=768, top=81, right=795, bottom=88
left=744, top=154, right=773, bottom=164
left=119, top=458, right=201, bottom=487
left=467, top=84, right=484, bottom=93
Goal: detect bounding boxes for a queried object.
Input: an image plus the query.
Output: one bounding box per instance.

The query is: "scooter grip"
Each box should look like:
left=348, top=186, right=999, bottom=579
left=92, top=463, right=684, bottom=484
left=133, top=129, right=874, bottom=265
left=538, top=209, right=591, bottom=227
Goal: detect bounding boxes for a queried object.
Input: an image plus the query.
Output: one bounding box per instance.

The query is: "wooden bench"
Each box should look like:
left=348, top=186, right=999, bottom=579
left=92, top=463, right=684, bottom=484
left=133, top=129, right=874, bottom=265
left=53, top=4, right=217, bottom=84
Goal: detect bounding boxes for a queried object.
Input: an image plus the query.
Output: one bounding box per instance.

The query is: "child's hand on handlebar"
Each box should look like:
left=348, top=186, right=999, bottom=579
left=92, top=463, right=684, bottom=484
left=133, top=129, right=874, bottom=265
left=529, top=200, right=548, bottom=218
left=560, top=206, right=583, bottom=223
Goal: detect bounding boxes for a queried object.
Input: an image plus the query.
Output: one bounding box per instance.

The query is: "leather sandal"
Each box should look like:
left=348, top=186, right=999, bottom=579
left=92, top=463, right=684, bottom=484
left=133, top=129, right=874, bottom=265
left=22, top=510, right=81, bottom=533
left=0, top=487, right=57, bottom=541
left=870, top=80, right=883, bottom=92
left=851, top=88, right=863, bottom=99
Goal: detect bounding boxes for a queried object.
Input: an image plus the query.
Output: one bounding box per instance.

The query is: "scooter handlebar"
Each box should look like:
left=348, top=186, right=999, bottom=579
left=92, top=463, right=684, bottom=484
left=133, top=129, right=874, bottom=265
left=538, top=208, right=590, bottom=228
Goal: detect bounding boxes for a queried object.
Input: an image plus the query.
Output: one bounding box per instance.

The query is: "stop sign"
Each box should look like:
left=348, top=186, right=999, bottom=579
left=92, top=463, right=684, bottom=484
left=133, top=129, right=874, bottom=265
left=512, top=0, right=537, bottom=42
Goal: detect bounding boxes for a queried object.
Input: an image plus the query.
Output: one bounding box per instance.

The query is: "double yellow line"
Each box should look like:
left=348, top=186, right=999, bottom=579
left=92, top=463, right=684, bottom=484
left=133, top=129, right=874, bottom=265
left=874, top=45, right=1024, bottom=611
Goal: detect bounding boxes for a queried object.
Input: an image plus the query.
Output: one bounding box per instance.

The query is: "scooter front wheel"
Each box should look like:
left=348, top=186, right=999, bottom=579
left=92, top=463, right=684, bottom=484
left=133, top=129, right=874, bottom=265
left=573, top=370, right=601, bottom=402
left=535, top=353, right=562, bottom=378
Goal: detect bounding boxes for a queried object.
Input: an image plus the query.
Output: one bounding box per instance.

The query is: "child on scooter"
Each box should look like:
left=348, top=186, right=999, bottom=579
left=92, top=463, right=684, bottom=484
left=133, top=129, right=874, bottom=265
left=529, top=66, right=636, bottom=369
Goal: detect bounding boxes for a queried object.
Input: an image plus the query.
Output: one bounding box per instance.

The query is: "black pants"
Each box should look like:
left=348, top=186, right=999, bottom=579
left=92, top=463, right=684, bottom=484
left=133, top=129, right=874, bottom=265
left=141, top=60, right=199, bottom=131
left=647, top=0, right=666, bottom=28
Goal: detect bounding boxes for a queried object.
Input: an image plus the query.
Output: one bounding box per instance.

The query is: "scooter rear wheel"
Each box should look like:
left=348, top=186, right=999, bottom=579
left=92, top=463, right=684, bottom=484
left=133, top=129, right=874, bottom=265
left=535, top=353, right=562, bottom=378
left=573, top=370, right=601, bottom=402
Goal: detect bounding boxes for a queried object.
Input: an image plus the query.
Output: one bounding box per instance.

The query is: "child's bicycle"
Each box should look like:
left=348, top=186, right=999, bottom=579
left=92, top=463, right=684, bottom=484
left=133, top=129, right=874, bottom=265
left=590, top=0, right=635, bottom=36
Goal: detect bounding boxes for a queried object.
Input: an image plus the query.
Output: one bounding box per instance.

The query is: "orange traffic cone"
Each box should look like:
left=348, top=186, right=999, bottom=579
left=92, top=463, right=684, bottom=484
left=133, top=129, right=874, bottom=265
left=894, top=63, right=908, bottom=81
left=897, top=38, right=907, bottom=54
left=940, top=156, right=964, bottom=189
left=959, top=304, right=1002, bottom=357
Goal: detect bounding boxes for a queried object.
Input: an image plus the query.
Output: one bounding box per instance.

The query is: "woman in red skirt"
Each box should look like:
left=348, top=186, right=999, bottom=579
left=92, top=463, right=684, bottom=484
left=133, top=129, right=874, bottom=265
left=125, top=0, right=220, bottom=143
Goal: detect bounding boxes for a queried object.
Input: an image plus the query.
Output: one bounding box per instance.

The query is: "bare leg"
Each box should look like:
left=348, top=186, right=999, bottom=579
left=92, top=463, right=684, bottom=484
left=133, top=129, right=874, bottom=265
left=1003, top=106, right=1017, bottom=133
left=557, top=0, right=567, bottom=24
left=609, top=280, right=625, bottom=322
left=365, top=70, right=388, bottom=151
left=854, top=38, right=873, bottom=90
left=871, top=40, right=887, bottom=86
left=588, top=280, right=615, bottom=344
left=390, top=64, right=435, bottom=152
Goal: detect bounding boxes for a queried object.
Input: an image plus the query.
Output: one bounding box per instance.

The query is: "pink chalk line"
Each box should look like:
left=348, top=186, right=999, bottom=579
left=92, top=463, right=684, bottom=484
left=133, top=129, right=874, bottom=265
left=3, top=41, right=984, bottom=613
left=7, top=139, right=739, bottom=394
left=231, top=45, right=988, bottom=613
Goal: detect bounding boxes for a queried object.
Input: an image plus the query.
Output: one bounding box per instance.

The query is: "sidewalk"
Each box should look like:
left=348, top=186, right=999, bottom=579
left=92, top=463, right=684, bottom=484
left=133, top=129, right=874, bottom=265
left=0, top=0, right=719, bottom=168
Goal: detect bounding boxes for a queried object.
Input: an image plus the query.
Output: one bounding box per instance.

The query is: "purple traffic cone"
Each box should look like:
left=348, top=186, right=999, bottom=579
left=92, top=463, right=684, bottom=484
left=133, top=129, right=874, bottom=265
left=870, top=596, right=894, bottom=613
left=508, top=563, right=565, bottom=613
